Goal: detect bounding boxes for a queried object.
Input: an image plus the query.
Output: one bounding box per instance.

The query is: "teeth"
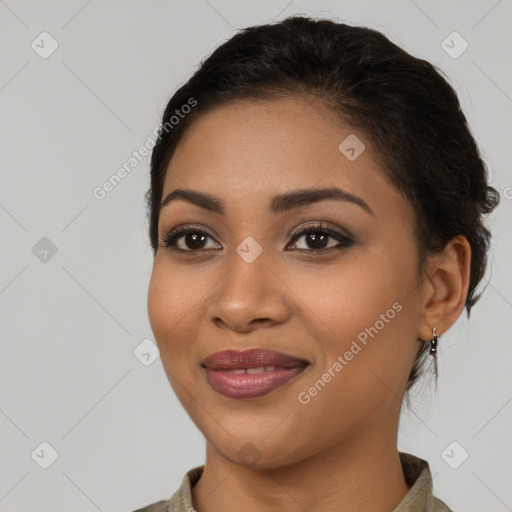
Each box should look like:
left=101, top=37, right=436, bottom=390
left=246, top=366, right=265, bottom=373
left=222, top=366, right=280, bottom=373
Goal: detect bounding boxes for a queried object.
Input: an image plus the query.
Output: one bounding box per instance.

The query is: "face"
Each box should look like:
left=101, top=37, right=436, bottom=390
left=147, top=96, right=427, bottom=468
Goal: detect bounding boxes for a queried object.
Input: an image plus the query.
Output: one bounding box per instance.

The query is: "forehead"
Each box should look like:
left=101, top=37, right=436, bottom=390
left=162, top=96, right=411, bottom=221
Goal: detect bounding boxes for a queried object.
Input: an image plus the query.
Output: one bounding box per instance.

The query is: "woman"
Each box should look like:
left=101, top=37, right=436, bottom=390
left=136, top=15, right=499, bottom=512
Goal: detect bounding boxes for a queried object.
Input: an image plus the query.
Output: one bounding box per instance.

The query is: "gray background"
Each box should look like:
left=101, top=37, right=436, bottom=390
left=0, top=0, right=511, bottom=511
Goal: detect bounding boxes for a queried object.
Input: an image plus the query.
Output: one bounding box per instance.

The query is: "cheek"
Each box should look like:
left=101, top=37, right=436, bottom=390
left=293, top=292, right=415, bottom=445
left=147, top=267, right=171, bottom=343
left=147, top=263, right=203, bottom=404
left=308, top=249, right=419, bottom=391
left=147, top=259, right=200, bottom=344
left=299, top=252, right=410, bottom=340
left=147, top=265, right=199, bottom=388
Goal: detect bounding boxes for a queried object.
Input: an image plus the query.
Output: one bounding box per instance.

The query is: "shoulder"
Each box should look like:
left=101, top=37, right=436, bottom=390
left=130, top=465, right=204, bottom=512
left=433, top=496, right=455, bottom=512
left=131, top=499, right=170, bottom=512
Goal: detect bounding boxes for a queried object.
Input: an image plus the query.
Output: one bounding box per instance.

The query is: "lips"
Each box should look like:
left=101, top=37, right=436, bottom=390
left=201, top=348, right=309, bottom=370
left=201, top=348, right=310, bottom=399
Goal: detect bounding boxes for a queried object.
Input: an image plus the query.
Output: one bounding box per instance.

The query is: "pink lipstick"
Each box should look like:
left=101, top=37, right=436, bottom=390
left=201, top=348, right=309, bottom=399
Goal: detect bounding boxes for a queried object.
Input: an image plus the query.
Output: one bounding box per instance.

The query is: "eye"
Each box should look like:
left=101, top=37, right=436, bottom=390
left=159, top=224, right=220, bottom=252
left=159, top=222, right=353, bottom=253
left=287, top=223, right=353, bottom=252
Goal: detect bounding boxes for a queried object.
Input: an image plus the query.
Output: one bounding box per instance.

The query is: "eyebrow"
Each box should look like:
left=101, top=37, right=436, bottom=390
left=159, top=187, right=374, bottom=216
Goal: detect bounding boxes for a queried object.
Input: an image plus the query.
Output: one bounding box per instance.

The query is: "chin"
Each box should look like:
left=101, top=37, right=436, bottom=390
left=206, top=431, right=311, bottom=470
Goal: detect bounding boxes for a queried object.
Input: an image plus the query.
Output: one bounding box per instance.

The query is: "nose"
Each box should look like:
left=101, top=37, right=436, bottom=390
left=206, top=250, right=291, bottom=333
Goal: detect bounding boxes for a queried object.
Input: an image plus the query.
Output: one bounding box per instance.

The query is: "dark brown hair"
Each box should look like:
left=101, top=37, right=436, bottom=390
left=145, top=15, right=499, bottom=407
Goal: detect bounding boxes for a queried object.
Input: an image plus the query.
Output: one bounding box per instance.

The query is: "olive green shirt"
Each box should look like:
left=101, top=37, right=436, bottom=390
left=133, top=451, right=453, bottom=511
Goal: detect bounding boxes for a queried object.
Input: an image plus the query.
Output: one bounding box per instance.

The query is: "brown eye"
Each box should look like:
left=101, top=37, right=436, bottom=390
left=178, top=232, right=209, bottom=250
left=160, top=226, right=221, bottom=251
left=160, top=223, right=353, bottom=254
left=288, top=224, right=353, bottom=252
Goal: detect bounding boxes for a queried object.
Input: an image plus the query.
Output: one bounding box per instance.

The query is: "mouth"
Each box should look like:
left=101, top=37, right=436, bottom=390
left=201, top=348, right=310, bottom=399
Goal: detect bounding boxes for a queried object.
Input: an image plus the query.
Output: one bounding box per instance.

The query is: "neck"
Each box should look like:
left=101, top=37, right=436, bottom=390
left=191, top=425, right=410, bottom=512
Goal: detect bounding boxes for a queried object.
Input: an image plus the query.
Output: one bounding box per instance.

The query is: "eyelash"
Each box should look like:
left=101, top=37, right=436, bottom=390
left=158, top=222, right=354, bottom=254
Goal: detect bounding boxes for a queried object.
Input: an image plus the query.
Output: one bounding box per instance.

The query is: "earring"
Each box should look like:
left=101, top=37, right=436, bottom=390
left=430, top=326, right=439, bottom=355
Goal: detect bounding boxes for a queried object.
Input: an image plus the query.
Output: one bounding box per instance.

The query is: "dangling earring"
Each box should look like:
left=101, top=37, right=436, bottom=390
left=430, top=326, right=439, bottom=355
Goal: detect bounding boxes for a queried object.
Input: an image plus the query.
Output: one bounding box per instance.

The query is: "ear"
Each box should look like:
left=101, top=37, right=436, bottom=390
left=417, top=235, right=471, bottom=342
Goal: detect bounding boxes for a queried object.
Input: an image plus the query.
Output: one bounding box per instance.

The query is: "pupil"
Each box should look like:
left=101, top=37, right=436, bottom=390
left=187, top=233, right=206, bottom=249
left=308, top=233, right=327, bottom=249
left=183, top=232, right=329, bottom=250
